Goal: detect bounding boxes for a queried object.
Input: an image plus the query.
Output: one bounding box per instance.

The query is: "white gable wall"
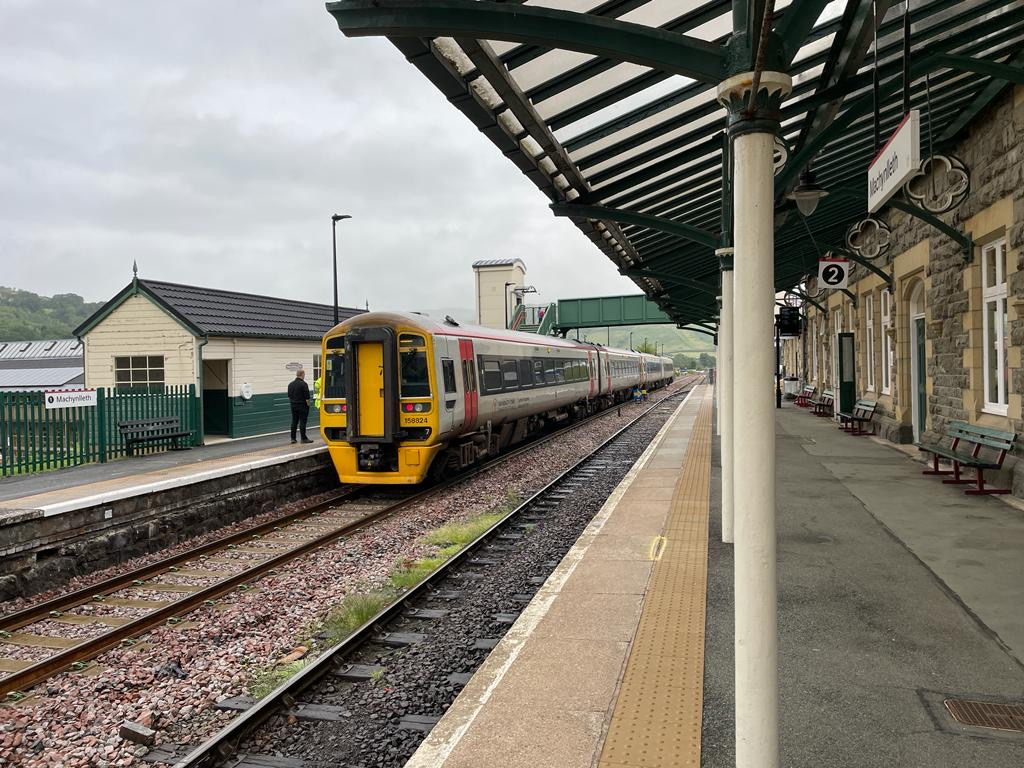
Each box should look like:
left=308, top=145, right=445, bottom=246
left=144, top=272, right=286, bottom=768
left=83, top=294, right=197, bottom=389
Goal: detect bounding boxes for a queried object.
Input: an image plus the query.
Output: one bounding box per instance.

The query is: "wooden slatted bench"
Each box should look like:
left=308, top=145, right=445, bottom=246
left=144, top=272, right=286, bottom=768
left=916, top=421, right=1016, bottom=495
left=795, top=385, right=815, bottom=407
left=118, top=417, right=192, bottom=457
left=837, top=399, right=877, bottom=435
left=809, top=389, right=834, bottom=417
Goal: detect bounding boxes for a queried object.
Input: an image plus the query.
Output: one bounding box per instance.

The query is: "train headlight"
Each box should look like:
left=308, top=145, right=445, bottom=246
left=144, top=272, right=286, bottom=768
left=326, top=403, right=346, bottom=414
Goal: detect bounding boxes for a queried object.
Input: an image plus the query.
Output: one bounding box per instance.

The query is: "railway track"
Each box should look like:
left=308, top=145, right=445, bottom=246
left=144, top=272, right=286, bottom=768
left=167, top=385, right=697, bottom=768
left=0, top=377, right=698, bottom=701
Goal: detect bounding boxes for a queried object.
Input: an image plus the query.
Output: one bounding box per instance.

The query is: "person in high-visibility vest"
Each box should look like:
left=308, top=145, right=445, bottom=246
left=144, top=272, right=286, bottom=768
left=313, top=376, right=322, bottom=410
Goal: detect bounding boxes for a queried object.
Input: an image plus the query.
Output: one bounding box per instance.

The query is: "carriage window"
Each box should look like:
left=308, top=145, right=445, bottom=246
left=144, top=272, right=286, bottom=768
left=518, top=359, right=533, bottom=387
left=482, top=359, right=503, bottom=392
left=502, top=360, right=519, bottom=388
left=399, top=334, right=430, bottom=397
left=441, top=359, right=457, bottom=394
left=533, top=360, right=546, bottom=385
left=324, top=352, right=346, bottom=398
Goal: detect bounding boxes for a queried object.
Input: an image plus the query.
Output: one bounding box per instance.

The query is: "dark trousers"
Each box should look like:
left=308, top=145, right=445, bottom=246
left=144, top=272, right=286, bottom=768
left=290, top=404, right=309, bottom=440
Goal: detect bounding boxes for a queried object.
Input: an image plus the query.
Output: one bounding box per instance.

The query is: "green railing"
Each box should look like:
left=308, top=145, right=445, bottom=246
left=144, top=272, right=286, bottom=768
left=0, top=385, right=199, bottom=477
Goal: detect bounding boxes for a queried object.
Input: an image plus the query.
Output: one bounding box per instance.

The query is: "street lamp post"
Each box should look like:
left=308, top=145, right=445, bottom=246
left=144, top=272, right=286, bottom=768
left=331, top=214, right=352, bottom=325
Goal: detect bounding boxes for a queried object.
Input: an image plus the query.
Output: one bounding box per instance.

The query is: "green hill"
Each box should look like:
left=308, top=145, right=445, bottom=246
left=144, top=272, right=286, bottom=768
left=570, top=324, right=717, bottom=369
left=0, top=287, right=103, bottom=341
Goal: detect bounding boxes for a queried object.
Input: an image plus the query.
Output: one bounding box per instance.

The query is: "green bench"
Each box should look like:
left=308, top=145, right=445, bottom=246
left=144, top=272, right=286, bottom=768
left=837, top=399, right=876, bottom=436
left=917, top=420, right=1016, bottom=495
left=809, top=388, right=834, bottom=417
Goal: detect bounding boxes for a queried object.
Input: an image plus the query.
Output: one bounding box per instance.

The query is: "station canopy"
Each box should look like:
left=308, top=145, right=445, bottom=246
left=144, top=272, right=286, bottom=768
left=327, top=0, right=1024, bottom=328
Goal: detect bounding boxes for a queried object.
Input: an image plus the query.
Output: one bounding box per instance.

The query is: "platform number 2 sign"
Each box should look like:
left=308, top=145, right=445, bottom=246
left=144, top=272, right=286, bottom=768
left=818, top=258, right=850, bottom=290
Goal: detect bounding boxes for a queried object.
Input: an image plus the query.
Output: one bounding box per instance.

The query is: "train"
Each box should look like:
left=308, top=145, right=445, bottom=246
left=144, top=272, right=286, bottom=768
left=319, top=311, right=675, bottom=484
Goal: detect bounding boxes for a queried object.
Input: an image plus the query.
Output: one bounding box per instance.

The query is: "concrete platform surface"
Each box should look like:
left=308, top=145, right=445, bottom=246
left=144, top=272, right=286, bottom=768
left=0, top=433, right=325, bottom=513
left=405, top=392, right=1024, bottom=768
left=702, top=405, right=1024, bottom=767
left=405, top=385, right=712, bottom=768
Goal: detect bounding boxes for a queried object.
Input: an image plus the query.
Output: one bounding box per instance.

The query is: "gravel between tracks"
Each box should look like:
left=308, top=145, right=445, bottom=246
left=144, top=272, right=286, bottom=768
left=0, top=382, right=690, bottom=768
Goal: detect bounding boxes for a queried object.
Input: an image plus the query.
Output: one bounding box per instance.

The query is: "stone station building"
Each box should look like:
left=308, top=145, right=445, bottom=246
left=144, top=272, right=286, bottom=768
left=784, top=86, right=1024, bottom=492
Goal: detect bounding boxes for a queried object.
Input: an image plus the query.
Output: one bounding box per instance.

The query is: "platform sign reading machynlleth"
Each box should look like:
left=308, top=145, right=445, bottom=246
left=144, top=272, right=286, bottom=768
left=868, top=109, right=920, bottom=212
left=44, top=389, right=97, bottom=409
left=818, top=258, right=850, bottom=290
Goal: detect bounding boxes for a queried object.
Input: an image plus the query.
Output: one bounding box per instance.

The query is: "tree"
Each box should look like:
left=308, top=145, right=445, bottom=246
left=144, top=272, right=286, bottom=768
left=635, top=340, right=658, bottom=354
left=0, top=286, right=102, bottom=341
left=698, top=352, right=717, bottom=369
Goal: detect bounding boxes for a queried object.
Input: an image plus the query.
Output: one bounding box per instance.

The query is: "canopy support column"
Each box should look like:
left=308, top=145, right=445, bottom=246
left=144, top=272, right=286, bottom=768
left=718, top=248, right=735, bottom=544
left=719, top=69, right=792, bottom=768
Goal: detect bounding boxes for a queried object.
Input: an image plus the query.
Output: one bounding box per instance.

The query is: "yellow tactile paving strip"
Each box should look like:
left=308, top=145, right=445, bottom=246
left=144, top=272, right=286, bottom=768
left=599, top=387, right=713, bottom=768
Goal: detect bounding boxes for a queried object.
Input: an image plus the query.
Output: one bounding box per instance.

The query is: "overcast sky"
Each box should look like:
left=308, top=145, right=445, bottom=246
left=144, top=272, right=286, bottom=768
left=0, top=1, right=641, bottom=316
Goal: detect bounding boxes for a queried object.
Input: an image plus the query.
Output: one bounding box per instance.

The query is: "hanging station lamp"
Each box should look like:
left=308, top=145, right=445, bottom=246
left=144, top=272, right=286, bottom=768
left=788, top=168, right=829, bottom=216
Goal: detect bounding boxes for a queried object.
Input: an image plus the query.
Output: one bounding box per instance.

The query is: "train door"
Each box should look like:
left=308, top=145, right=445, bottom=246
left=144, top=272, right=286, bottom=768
left=604, top=351, right=612, bottom=395
left=356, top=342, right=385, bottom=437
left=458, top=338, right=478, bottom=426
left=587, top=350, right=596, bottom=398
left=438, top=337, right=463, bottom=435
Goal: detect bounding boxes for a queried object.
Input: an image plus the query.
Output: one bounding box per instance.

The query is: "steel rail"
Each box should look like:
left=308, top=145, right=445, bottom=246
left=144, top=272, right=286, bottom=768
left=0, top=487, right=359, bottom=634
left=173, top=380, right=701, bottom=768
left=0, top=376, right=696, bottom=699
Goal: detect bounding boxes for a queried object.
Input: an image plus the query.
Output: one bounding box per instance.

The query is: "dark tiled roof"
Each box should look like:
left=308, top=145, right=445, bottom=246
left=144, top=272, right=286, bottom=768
left=142, top=280, right=363, bottom=341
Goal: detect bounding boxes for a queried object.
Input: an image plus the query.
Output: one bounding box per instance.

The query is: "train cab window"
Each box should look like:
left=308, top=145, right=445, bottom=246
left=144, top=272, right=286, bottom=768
left=441, top=359, right=457, bottom=394
left=502, top=360, right=519, bottom=388
left=533, top=360, right=546, bottom=385
left=324, top=351, right=345, bottom=398
left=399, top=334, right=430, bottom=397
left=518, top=359, right=533, bottom=387
left=482, top=360, right=503, bottom=392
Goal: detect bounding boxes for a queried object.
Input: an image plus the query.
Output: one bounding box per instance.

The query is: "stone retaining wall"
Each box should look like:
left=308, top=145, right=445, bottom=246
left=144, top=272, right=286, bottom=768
left=0, top=452, right=336, bottom=601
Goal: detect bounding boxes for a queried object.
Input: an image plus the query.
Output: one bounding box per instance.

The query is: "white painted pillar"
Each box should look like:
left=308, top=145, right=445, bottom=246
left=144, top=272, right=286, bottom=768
left=717, top=249, right=735, bottom=544
left=718, top=71, right=791, bottom=768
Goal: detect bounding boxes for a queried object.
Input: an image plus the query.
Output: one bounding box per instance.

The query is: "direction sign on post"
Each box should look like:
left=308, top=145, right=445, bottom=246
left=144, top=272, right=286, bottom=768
left=818, top=257, right=850, bottom=290
left=868, top=110, right=920, bottom=212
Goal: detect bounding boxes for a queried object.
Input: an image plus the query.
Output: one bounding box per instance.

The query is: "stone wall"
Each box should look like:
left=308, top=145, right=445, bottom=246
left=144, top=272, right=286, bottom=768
left=0, top=452, right=337, bottom=600
left=801, top=86, right=1024, bottom=489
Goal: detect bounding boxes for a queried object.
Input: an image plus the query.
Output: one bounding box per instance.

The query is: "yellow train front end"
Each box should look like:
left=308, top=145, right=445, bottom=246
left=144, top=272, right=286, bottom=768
left=319, top=313, right=445, bottom=484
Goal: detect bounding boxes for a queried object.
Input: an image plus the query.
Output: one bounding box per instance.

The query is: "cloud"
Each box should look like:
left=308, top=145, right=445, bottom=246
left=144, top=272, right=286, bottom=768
left=0, top=1, right=639, bottom=313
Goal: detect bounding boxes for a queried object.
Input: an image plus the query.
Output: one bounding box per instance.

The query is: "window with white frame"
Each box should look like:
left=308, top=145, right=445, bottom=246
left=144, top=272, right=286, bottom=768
left=982, top=238, right=1008, bottom=413
left=865, top=293, right=875, bottom=391
left=880, top=291, right=892, bottom=394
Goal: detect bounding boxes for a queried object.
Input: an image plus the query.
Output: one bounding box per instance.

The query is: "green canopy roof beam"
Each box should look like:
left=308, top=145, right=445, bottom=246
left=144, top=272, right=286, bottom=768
left=939, top=46, right=1024, bottom=144
left=327, top=0, right=727, bottom=84
left=779, top=53, right=1024, bottom=192
left=788, top=288, right=827, bottom=314
left=679, top=325, right=718, bottom=337
left=550, top=203, right=719, bottom=249
left=829, top=186, right=974, bottom=263
left=622, top=268, right=720, bottom=297
left=831, top=247, right=893, bottom=288
left=776, top=0, right=835, bottom=65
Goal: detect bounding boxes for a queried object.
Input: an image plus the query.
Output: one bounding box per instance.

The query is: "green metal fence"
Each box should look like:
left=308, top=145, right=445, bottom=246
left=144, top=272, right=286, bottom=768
left=0, top=385, right=200, bottom=477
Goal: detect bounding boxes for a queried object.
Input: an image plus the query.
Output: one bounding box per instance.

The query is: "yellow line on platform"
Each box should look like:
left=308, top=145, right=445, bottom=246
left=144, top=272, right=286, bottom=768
left=598, top=387, right=713, bottom=768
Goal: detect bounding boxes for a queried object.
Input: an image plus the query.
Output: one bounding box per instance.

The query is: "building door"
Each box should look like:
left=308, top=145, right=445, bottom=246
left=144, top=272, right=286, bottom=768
left=912, top=318, right=926, bottom=441
left=837, top=332, right=856, bottom=414
left=202, top=359, right=230, bottom=436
